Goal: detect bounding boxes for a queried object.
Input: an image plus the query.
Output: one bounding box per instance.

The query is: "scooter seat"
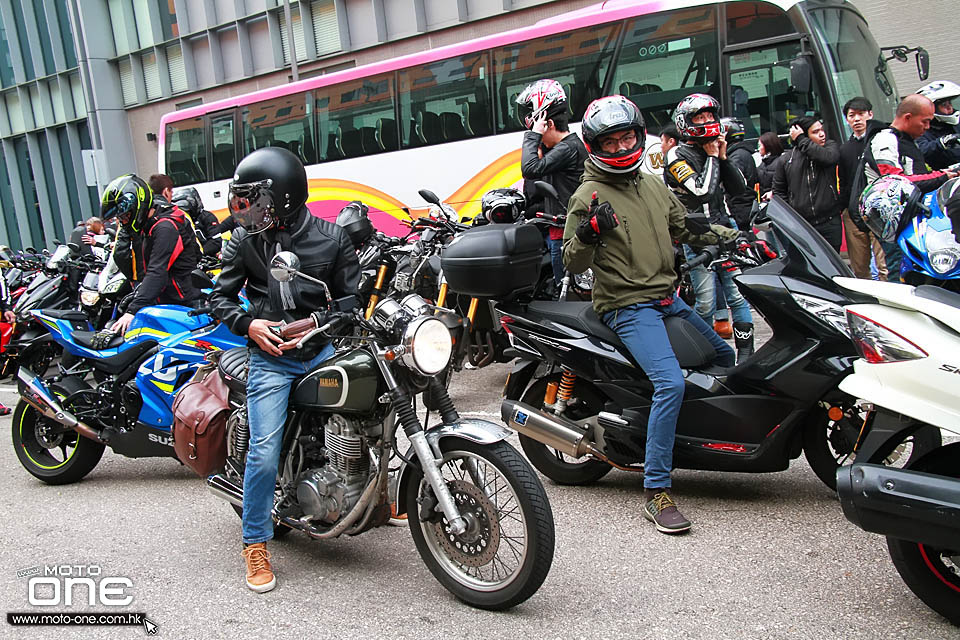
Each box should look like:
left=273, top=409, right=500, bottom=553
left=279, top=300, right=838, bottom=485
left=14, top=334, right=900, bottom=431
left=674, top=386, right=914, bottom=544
left=526, top=301, right=716, bottom=369
left=217, top=347, right=249, bottom=394
left=72, top=330, right=124, bottom=350
left=42, top=309, right=88, bottom=321
left=915, top=285, right=960, bottom=310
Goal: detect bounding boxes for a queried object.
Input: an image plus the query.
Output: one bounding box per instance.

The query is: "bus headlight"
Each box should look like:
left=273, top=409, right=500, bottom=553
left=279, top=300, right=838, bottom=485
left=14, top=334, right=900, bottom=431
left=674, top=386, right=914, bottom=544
left=401, top=316, right=452, bottom=375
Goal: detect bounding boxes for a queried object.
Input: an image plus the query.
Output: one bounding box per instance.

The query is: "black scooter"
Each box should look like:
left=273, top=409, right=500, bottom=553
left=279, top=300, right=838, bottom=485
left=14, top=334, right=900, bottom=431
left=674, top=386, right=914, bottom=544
left=497, top=197, right=939, bottom=489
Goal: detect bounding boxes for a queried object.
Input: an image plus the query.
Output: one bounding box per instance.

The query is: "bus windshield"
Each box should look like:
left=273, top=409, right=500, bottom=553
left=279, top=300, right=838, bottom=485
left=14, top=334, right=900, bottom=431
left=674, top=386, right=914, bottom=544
left=807, top=6, right=899, bottom=132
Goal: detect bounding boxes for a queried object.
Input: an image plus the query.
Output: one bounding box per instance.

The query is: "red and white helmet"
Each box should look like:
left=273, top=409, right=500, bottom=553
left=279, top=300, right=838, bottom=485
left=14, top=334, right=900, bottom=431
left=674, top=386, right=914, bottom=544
left=673, top=93, right=724, bottom=141
left=516, top=79, right=568, bottom=129
left=581, top=95, right=647, bottom=174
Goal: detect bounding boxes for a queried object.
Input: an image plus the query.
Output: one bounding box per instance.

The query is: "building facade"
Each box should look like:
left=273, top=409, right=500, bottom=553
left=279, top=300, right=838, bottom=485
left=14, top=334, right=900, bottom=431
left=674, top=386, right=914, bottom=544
left=0, top=0, right=955, bottom=250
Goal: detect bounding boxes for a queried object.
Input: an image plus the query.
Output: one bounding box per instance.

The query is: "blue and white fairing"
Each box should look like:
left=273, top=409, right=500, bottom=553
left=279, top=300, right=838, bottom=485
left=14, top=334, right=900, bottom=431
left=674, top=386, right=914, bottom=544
left=898, top=188, right=960, bottom=280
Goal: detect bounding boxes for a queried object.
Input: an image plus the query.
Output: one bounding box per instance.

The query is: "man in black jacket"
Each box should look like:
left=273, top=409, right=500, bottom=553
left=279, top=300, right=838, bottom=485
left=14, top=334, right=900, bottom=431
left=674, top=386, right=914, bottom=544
left=773, top=116, right=843, bottom=250
left=210, top=147, right=359, bottom=594
left=916, top=80, right=960, bottom=170
left=664, top=94, right=754, bottom=360
left=719, top=117, right=758, bottom=229
left=518, top=79, right=588, bottom=287
left=100, top=174, right=202, bottom=334
left=838, top=97, right=887, bottom=279
left=172, top=186, right=237, bottom=256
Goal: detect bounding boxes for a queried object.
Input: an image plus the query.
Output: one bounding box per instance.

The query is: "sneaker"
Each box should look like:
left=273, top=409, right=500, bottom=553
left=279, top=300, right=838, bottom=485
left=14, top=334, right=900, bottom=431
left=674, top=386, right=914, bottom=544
left=241, top=543, right=276, bottom=593
left=643, top=490, right=692, bottom=534
left=713, top=319, right=733, bottom=339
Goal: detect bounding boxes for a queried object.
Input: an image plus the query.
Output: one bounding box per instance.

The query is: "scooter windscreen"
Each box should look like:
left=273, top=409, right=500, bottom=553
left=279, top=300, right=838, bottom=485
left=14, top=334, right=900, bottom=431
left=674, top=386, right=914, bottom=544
left=765, top=196, right=854, bottom=282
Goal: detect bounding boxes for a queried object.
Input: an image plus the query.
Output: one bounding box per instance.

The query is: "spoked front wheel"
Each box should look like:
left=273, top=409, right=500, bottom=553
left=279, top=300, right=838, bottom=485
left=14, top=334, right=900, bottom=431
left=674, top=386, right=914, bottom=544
left=406, top=439, right=555, bottom=610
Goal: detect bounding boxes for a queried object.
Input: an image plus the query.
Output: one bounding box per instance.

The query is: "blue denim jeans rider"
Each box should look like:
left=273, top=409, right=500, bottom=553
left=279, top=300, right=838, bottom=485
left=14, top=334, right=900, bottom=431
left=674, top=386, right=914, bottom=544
left=603, top=296, right=734, bottom=489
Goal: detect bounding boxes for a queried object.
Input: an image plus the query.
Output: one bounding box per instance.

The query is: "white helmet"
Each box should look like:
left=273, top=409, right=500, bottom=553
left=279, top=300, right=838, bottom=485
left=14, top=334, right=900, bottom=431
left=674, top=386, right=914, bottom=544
left=516, top=79, right=568, bottom=129
left=916, top=81, right=960, bottom=126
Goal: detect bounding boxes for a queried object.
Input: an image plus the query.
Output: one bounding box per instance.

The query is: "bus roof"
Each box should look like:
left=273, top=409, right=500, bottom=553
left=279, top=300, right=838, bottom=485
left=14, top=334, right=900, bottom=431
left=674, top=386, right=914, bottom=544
left=159, top=0, right=806, bottom=129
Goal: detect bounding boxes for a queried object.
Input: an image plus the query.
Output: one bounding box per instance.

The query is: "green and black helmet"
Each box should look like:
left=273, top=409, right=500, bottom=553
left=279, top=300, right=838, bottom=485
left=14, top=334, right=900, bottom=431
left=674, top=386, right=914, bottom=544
left=101, top=174, right=153, bottom=233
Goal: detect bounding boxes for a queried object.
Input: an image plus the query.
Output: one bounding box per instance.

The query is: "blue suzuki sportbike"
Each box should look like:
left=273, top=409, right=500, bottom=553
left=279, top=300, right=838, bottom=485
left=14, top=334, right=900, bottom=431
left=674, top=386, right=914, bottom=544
left=13, top=304, right=243, bottom=484
left=899, top=178, right=960, bottom=289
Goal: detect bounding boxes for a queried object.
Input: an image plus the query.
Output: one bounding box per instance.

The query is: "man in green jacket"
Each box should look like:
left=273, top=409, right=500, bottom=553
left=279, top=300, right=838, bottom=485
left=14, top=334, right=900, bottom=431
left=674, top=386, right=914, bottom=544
left=563, top=96, right=739, bottom=534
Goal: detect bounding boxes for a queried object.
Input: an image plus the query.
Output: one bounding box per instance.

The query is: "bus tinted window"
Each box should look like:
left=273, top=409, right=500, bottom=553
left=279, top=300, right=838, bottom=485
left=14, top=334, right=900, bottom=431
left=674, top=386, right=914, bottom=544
left=210, top=112, right=235, bottom=180
left=493, top=24, right=619, bottom=132
left=242, top=94, right=318, bottom=166
left=725, top=2, right=795, bottom=45
left=398, top=52, right=491, bottom=147
left=611, top=7, right=719, bottom=135
left=165, top=117, right=207, bottom=186
left=316, top=74, right=396, bottom=160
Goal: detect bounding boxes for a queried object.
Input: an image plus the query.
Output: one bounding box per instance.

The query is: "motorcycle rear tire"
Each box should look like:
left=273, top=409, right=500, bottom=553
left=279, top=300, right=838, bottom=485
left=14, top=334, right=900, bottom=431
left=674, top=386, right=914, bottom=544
left=518, top=375, right=611, bottom=485
left=11, top=378, right=105, bottom=485
left=885, top=442, right=960, bottom=626
left=406, top=439, right=554, bottom=611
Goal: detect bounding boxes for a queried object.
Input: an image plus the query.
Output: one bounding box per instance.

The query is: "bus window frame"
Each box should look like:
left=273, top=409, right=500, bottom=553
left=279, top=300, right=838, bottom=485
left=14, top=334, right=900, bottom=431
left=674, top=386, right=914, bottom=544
left=204, top=108, right=240, bottom=182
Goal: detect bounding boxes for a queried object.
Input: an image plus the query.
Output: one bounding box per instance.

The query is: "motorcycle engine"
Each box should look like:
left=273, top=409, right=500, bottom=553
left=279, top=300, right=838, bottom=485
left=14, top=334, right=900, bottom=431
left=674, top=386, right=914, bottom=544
left=296, top=414, right=370, bottom=524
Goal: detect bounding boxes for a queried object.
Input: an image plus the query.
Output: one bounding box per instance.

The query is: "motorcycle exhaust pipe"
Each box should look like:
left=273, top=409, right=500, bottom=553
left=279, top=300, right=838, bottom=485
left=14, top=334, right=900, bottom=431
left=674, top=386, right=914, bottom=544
left=837, top=463, right=960, bottom=550
left=501, top=399, right=594, bottom=458
left=207, top=473, right=244, bottom=507
left=16, top=368, right=104, bottom=444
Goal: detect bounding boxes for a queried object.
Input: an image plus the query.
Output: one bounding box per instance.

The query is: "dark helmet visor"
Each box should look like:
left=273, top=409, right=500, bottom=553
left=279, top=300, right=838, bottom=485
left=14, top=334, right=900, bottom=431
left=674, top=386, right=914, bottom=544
left=228, top=179, right=275, bottom=234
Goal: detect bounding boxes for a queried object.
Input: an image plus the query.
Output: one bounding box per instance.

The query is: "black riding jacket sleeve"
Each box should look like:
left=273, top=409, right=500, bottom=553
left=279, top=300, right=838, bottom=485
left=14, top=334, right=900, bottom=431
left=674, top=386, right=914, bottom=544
left=664, top=143, right=746, bottom=226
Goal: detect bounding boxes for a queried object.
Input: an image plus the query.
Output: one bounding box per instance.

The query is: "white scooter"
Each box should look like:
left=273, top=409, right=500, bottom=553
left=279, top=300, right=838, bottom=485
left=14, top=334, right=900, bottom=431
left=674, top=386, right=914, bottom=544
left=833, top=276, right=960, bottom=626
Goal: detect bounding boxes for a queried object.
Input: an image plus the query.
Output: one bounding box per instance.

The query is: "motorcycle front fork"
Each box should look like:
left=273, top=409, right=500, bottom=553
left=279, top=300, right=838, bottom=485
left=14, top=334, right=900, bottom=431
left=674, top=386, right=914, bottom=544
left=375, top=351, right=468, bottom=535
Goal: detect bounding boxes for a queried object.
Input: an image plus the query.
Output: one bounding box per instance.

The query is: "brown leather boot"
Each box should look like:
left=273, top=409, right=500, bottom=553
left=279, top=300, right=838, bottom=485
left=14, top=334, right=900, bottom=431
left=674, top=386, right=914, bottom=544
left=241, top=543, right=276, bottom=593
left=713, top=319, right=733, bottom=339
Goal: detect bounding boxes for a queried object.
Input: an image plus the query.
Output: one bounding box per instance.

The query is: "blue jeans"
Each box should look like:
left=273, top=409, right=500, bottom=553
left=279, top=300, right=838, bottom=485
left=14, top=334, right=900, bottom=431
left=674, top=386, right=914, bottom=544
left=242, top=344, right=334, bottom=544
left=547, top=236, right=564, bottom=286
left=683, top=245, right=752, bottom=325
left=603, top=297, right=735, bottom=489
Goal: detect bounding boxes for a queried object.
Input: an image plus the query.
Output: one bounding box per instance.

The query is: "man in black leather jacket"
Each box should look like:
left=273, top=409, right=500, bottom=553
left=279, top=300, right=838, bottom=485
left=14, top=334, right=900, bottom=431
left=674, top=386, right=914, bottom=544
left=100, top=174, right=203, bottom=334
left=209, top=147, right=359, bottom=594
left=719, top=117, right=758, bottom=229
left=664, top=93, right=753, bottom=360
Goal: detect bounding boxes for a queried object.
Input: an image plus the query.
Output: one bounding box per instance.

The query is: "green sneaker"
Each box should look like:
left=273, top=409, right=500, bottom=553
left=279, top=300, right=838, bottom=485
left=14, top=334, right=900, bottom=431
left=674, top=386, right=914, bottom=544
left=643, top=490, right=692, bottom=534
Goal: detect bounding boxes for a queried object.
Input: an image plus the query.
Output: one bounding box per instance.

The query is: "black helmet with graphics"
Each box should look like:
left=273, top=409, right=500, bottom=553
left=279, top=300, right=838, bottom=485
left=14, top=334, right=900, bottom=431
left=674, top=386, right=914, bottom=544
left=228, top=147, right=308, bottom=234
left=101, top=174, right=153, bottom=233
left=581, top=95, right=647, bottom=174
left=673, top=93, right=723, bottom=142
left=481, top=188, right=526, bottom=224
left=719, top=117, right=745, bottom=141
left=171, top=186, right=203, bottom=218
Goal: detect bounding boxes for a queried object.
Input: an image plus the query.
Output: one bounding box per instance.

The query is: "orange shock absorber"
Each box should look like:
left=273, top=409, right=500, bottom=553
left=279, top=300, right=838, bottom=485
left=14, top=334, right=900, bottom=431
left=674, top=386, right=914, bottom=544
left=365, top=264, right=390, bottom=320
left=467, top=297, right=480, bottom=327
left=543, top=381, right=559, bottom=406
left=436, top=281, right=449, bottom=308
left=556, top=369, right=577, bottom=409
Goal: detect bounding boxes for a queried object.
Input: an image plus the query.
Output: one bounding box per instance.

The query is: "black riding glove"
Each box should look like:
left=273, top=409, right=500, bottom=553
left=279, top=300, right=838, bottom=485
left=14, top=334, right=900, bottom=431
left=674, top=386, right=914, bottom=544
left=940, top=133, right=960, bottom=150
left=575, top=192, right=619, bottom=245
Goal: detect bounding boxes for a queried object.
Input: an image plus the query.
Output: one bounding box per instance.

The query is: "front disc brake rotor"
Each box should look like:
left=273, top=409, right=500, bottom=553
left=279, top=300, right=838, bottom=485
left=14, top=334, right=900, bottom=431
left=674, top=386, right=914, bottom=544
left=431, top=479, right=500, bottom=567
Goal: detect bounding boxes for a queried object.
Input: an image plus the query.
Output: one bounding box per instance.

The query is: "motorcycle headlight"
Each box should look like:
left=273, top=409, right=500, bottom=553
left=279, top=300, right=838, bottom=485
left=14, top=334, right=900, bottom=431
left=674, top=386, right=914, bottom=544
left=101, top=278, right=125, bottom=295
left=80, top=290, right=100, bottom=306
left=790, top=292, right=850, bottom=337
left=401, top=316, right=452, bottom=375
left=929, top=249, right=960, bottom=274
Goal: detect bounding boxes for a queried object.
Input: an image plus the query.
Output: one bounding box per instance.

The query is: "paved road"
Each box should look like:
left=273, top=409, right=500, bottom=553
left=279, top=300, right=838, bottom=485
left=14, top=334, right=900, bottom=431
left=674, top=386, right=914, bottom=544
left=0, top=341, right=955, bottom=639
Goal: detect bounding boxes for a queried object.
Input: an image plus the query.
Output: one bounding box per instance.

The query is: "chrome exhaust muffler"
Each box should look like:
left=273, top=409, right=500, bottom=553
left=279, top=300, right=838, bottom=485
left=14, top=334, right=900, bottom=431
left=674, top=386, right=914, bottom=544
left=16, top=368, right=104, bottom=443
left=501, top=399, right=594, bottom=458
left=207, top=473, right=244, bottom=507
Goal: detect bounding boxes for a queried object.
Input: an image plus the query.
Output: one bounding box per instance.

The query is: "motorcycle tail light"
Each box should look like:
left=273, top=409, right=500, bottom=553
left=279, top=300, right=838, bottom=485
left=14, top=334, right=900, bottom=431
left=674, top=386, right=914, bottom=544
left=846, top=310, right=927, bottom=364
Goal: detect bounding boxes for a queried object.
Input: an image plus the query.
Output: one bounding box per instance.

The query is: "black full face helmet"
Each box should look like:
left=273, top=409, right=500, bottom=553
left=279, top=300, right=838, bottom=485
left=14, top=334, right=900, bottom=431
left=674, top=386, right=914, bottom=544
left=673, top=93, right=723, bottom=142
left=481, top=188, right=526, bottom=224
left=720, top=117, right=745, bottom=142
left=336, top=200, right=374, bottom=250
left=228, top=147, right=308, bottom=234
left=101, top=174, right=153, bottom=233
left=171, top=186, right=203, bottom=218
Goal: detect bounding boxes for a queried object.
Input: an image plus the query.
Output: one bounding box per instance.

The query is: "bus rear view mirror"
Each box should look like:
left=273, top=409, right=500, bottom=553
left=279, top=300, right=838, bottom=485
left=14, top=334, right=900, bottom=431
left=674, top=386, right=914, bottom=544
left=790, top=56, right=812, bottom=94
left=916, top=48, right=930, bottom=81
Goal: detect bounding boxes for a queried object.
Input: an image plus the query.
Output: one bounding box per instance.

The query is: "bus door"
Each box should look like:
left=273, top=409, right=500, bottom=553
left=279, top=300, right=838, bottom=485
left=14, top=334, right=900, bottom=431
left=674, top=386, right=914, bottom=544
left=722, top=38, right=822, bottom=141
left=205, top=109, right=240, bottom=201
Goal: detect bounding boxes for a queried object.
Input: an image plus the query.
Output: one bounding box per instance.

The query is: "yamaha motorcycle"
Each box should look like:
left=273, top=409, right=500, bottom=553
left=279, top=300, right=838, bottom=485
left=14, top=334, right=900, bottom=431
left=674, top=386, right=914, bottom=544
left=206, top=252, right=555, bottom=610
left=497, top=197, right=938, bottom=490
left=12, top=295, right=243, bottom=484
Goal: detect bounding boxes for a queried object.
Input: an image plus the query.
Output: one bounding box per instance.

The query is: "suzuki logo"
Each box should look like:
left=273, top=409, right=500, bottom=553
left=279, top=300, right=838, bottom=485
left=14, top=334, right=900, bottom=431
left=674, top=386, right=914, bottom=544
left=148, top=433, right=174, bottom=447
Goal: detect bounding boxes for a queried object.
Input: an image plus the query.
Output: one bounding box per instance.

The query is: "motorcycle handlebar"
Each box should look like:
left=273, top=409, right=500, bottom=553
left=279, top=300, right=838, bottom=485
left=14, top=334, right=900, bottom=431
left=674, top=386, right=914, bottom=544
left=681, top=245, right=719, bottom=273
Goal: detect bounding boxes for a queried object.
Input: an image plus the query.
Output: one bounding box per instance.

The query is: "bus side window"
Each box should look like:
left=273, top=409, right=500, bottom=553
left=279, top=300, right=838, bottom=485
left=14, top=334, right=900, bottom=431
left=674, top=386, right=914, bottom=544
left=165, top=117, right=207, bottom=186
left=610, top=7, right=719, bottom=135
left=492, top=23, right=619, bottom=133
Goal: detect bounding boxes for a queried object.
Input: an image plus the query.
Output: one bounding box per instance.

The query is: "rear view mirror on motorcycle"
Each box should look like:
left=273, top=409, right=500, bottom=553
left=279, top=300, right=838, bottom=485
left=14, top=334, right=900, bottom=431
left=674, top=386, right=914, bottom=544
left=417, top=189, right=440, bottom=206
left=534, top=180, right=561, bottom=203
left=269, top=251, right=300, bottom=282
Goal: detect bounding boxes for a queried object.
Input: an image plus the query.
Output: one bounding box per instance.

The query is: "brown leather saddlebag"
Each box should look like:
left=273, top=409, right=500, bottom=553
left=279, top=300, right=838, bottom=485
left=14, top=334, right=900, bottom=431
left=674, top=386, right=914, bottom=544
left=172, top=363, right=230, bottom=477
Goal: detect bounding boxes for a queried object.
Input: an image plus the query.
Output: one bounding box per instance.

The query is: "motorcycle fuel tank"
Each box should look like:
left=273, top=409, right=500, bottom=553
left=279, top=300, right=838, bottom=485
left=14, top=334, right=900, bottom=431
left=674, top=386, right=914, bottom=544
left=125, top=305, right=208, bottom=344
left=292, top=348, right=383, bottom=413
